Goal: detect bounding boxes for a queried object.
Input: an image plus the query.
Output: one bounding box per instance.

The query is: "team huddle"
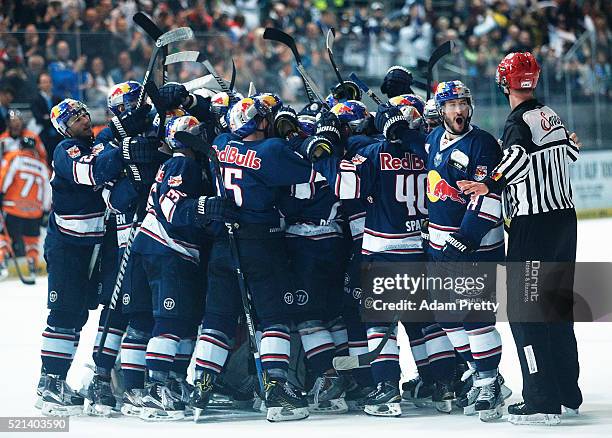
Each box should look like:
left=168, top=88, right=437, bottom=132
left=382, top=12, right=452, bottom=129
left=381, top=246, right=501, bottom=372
left=25, top=28, right=582, bottom=427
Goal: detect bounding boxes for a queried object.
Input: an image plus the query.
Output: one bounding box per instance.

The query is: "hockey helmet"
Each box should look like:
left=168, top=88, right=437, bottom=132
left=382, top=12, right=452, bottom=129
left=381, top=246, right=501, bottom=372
left=388, top=93, right=426, bottom=129
left=434, top=80, right=473, bottom=115
left=107, top=81, right=142, bottom=117
left=165, top=115, right=201, bottom=151
left=496, top=52, right=540, bottom=94
left=50, top=98, right=90, bottom=137
left=331, top=100, right=371, bottom=135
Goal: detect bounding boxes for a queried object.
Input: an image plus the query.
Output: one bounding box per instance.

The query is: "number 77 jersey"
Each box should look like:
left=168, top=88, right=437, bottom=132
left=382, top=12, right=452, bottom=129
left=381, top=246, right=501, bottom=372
left=315, top=137, right=428, bottom=257
left=0, top=149, right=51, bottom=219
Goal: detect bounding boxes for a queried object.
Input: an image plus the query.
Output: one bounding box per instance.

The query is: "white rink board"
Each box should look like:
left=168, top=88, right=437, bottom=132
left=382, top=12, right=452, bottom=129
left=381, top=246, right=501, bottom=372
left=1, top=218, right=611, bottom=437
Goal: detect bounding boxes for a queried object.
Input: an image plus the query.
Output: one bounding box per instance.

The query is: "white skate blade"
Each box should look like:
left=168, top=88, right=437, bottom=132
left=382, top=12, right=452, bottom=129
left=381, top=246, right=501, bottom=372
left=413, top=398, right=434, bottom=408
left=501, top=384, right=512, bottom=400
left=35, top=395, right=42, bottom=409
left=139, top=407, right=185, bottom=421
left=309, top=398, right=348, bottom=414
left=563, top=406, right=579, bottom=416
left=193, top=407, right=206, bottom=423
left=508, top=412, right=561, bottom=426
left=364, top=402, right=401, bottom=417
left=478, top=404, right=504, bottom=422
left=41, top=401, right=83, bottom=417
left=83, top=400, right=113, bottom=417
left=266, top=406, right=309, bottom=422
left=435, top=400, right=452, bottom=413
left=462, top=403, right=476, bottom=416
left=120, top=404, right=142, bottom=417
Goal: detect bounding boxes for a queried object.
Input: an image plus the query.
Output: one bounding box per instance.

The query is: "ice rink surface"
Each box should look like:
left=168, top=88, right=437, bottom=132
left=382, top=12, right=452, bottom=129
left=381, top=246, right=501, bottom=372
left=1, top=218, right=611, bottom=437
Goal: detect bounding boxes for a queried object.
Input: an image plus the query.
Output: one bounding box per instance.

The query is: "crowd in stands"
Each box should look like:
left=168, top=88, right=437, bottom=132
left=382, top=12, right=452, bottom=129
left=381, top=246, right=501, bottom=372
left=0, top=0, right=610, bottom=131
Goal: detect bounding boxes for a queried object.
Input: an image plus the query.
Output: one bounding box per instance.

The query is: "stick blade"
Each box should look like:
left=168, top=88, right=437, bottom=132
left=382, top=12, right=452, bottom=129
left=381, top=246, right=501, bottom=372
left=263, top=27, right=301, bottom=62
left=332, top=355, right=362, bottom=371
left=133, top=12, right=163, bottom=39
left=165, top=51, right=200, bottom=65
left=326, top=28, right=335, bottom=52
left=157, top=27, right=194, bottom=47
left=428, top=40, right=453, bottom=70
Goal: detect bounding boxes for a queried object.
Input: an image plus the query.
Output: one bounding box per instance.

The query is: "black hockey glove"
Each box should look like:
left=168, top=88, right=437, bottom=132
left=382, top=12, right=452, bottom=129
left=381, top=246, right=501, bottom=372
left=420, top=219, right=430, bottom=248
left=439, top=233, right=476, bottom=263
left=121, top=136, right=161, bottom=164
left=110, top=104, right=151, bottom=140
left=158, top=82, right=191, bottom=109
left=374, top=104, right=410, bottom=142
left=298, top=135, right=334, bottom=162
left=125, top=162, right=160, bottom=192
left=331, top=80, right=362, bottom=101
left=194, top=196, right=239, bottom=225
left=380, top=65, right=414, bottom=98
left=274, top=106, right=299, bottom=139
left=315, top=111, right=342, bottom=145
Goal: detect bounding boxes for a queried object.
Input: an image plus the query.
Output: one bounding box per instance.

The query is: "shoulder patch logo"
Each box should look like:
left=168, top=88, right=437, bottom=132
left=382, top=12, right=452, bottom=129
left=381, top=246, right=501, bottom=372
left=351, top=154, right=367, bottom=165
left=168, top=175, right=183, bottom=187
left=474, top=165, right=488, bottom=181
left=91, top=144, right=105, bottom=156
left=67, top=146, right=81, bottom=159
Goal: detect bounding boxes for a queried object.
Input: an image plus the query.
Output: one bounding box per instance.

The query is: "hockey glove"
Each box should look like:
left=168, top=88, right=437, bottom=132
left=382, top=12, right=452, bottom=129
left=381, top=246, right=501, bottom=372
left=374, top=104, right=410, bottom=142
left=298, top=135, right=333, bottom=162
left=125, top=162, right=159, bottom=192
left=331, top=80, right=362, bottom=101
left=420, top=219, right=430, bottom=248
left=439, top=233, right=476, bottom=263
left=380, top=66, right=414, bottom=98
left=315, top=111, right=342, bottom=145
left=194, top=196, right=239, bottom=225
left=158, top=82, right=192, bottom=109
left=274, top=106, right=299, bottom=139
left=121, top=136, right=161, bottom=164
left=110, top=104, right=152, bottom=140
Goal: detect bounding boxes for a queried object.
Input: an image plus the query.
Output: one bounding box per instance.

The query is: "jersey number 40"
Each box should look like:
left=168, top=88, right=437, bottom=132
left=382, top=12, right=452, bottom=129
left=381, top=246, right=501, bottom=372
left=396, top=173, right=428, bottom=215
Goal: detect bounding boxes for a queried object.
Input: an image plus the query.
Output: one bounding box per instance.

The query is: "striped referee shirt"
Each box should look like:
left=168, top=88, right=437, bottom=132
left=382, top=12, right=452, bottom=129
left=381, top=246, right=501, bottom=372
left=485, top=99, right=579, bottom=218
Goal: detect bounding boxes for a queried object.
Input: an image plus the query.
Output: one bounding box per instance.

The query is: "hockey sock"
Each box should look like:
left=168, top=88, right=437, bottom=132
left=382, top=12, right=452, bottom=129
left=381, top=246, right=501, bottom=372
left=93, top=308, right=127, bottom=376
left=298, top=320, right=336, bottom=374
left=23, top=235, right=39, bottom=265
left=465, top=324, right=502, bottom=374
left=195, top=329, right=232, bottom=379
left=347, top=321, right=373, bottom=386
left=121, top=326, right=150, bottom=390
left=146, top=334, right=180, bottom=378
left=172, top=336, right=195, bottom=379
left=41, top=326, right=77, bottom=379
left=403, top=322, right=432, bottom=382
left=423, top=323, right=456, bottom=382
left=329, top=319, right=349, bottom=356
left=260, top=324, right=291, bottom=380
left=441, top=325, right=475, bottom=363
left=367, top=325, right=400, bottom=384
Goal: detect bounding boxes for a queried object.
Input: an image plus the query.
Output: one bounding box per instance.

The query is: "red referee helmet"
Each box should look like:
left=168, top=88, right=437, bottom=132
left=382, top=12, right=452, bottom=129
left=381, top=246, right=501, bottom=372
left=496, top=52, right=541, bottom=93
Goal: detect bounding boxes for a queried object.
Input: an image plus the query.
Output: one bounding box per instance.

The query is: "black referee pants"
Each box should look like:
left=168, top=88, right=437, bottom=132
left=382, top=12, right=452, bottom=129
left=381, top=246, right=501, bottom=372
left=507, top=208, right=582, bottom=413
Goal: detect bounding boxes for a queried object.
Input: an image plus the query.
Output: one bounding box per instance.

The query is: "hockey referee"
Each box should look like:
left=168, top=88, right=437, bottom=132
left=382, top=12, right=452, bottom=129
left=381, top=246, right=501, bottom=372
left=457, top=52, right=582, bottom=425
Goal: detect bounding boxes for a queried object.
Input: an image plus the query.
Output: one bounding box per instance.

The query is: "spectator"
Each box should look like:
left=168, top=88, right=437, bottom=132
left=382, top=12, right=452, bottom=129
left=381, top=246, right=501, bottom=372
left=0, top=86, right=15, bottom=134
left=30, top=73, right=61, bottom=162
left=87, top=57, right=114, bottom=108
left=0, top=110, right=47, bottom=162
left=47, top=40, right=88, bottom=99
left=110, top=50, right=144, bottom=84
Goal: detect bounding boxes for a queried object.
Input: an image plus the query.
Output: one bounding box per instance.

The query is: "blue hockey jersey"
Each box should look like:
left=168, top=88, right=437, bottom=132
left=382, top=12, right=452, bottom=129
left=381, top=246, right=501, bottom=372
left=424, top=125, right=504, bottom=259
left=47, top=137, right=123, bottom=246
left=132, top=153, right=204, bottom=264
left=315, top=135, right=428, bottom=257
left=210, top=133, right=316, bottom=227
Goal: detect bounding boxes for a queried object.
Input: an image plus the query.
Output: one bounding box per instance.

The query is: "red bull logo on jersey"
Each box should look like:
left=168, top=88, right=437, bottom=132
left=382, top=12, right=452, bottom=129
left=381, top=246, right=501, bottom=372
left=427, top=170, right=465, bottom=204
left=380, top=152, right=425, bottom=171
left=213, top=145, right=261, bottom=170
left=66, top=146, right=81, bottom=158
left=168, top=175, right=183, bottom=187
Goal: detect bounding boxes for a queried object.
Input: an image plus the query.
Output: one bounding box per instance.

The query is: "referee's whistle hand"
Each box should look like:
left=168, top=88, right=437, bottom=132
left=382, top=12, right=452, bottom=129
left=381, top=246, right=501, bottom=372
left=569, top=132, right=582, bottom=149
left=457, top=180, right=489, bottom=197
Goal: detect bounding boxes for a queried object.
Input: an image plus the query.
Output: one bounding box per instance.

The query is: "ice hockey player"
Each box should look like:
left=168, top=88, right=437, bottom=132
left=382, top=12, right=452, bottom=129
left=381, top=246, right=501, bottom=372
left=128, top=115, right=237, bottom=421
left=39, top=98, right=140, bottom=416
left=0, top=136, right=50, bottom=278
left=458, top=52, right=582, bottom=425
left=192, top=93, right=335, bottom=423
left=380, top=66, right=415, bottom=98
left=390, top=80, right=508, bottom=420
left=0, top=109, right=48, bottom=163
left=274, top=102, right=349, bottom=414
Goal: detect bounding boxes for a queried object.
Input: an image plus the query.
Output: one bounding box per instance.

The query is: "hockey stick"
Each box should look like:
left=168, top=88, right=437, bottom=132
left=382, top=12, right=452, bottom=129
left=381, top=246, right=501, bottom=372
left=0, top=212, right=35, bottom=285
left=263, top=28, right=325, bottom=105
left=325, top=27, right=345, bottom=85
left=135, top=26, right=194, bottom=108
left=332, top=313, right=402, bottom=371
left=174, top=131, right=265, bottom=394
left=348, top=72, right=383, bottom=105
left=182, top=74, right=222, bottom=93
left=426, top=40, right=454, bottom=100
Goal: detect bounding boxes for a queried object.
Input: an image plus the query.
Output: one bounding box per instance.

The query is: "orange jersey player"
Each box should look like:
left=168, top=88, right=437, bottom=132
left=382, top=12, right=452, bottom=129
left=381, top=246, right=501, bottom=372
left=0, top=137, right=51, bottom=274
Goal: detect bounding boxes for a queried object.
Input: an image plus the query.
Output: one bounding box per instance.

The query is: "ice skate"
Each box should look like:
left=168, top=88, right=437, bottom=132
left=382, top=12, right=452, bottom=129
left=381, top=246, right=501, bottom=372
left=401, top=375, right=434, bottom=407
left=139, top=381, right=185, bottom=421
left=264, top=378, right=309, bottom=422
left=474, top=376, right=504, bottom=421
left=169, top=377, right=193, bottom=417
left=191, top=373, right=215, bottom=423
left=121, top=388, right=146, bottom=417
left=432, top=380, right=454, bottom=413
left=508, top=401, right=561, bottom=425
left=307, top=373, right=348, bottom=414
left=41, top=375, right=84, bottom=417
left=84, top=374, right=115, bottom=416
left=344, top=378, right=375, bottom=411
left=35, top=372, right=48, bottom=409
left=363, top=381, right=402, bottom=417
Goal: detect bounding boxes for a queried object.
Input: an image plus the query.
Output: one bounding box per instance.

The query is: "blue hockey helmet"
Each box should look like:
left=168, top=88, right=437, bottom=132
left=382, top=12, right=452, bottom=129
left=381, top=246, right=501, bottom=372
left=434, top=80, right=473, bottom=115
left=227, top=93, right=283, bottom=138
left=50, top=98, right=90, bottom=137
left=330, top=100, right=371, bottom=135
left=165, top=115, right=200, bottom=150
left=107, top=81, right=142, bottom=117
